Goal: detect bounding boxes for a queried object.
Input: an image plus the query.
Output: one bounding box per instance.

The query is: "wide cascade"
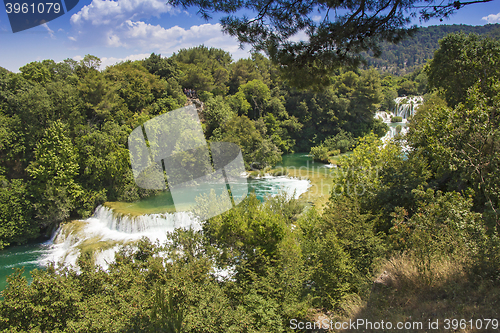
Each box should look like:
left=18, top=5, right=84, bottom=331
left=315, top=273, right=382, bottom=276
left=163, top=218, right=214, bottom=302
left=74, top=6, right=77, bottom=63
left=41, top=206, right=202, bottom=269
left=40, top=175, right=311, bottom=270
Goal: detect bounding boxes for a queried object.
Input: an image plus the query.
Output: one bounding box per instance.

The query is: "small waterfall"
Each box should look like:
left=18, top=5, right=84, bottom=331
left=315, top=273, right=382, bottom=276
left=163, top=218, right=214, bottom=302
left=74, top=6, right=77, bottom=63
left=393, top=96, right=423, bottom=119
left=375, top=111, right=392, bottom=123
left=377, top=95, right=423, bottom=141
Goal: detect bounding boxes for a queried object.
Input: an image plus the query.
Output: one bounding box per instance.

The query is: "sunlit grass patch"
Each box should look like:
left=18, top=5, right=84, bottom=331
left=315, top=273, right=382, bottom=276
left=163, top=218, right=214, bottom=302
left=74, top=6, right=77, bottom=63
left=336, top=254, right=500, bottom=333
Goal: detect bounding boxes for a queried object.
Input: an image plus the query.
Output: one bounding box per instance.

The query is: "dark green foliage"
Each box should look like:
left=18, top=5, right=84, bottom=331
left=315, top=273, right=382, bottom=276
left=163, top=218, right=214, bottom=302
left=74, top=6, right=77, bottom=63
left=323, top=130, right=356, bottom=153
left=142, top=52, right=182, bottom=80
left=171, top=45, right=232, bottom=95
left=323, top=196, right=386, bottom=281
left=298, top=197, right=385, bottom=308
left=0, top=177, right=37, bottom=249
left=309, top=145, right=330, bottom=163
left=168, top=0, right=492, bottom=88
left=203, top=96, right=235, bottom=138
left=391, top=116, right=403, bottom=123
left=426, top=32, right=500, bottom=107
left=389, top=188, right=493, bottom=282
left=214, top=116, right=282, bottom=169
left=371, top=118, right=390, bottom=138
left=363, top=24, right=500, bottom=75
left=285, top=69, right=382, bottom=150
left=409, top=84, right=500, bottom=228
left=26, top=121, right=82, bottom=226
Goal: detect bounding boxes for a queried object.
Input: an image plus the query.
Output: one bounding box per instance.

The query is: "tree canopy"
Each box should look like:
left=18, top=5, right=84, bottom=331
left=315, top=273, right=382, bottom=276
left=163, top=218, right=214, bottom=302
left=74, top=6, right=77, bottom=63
left=167, top=0, right=493, bottom=87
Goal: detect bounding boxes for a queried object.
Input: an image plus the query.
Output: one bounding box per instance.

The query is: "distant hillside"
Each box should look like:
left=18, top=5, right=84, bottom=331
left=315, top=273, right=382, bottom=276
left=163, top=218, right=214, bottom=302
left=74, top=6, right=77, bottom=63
left=363, top=23, right=500, bottom=75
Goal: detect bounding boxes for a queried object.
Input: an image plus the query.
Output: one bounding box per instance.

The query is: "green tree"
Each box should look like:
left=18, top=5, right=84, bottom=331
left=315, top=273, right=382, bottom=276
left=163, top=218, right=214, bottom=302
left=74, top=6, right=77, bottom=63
left=19, top=61, right=53, bottom=84
left=323, top=129, right=356, bottom=153
left=309, top=145, right=330, bottom=163
left=172, top=46, right=232, bottom=94
left=408, top=83, right=500, bottom=228
left=26, top=121, right=83, bottom=225
left=333, top=132, right=430, bottom=232
left=0, top=177, right=37, bottom=249
left=390, top=188, right=482, bottom=282
left=347, top=68, right=382, bottom=136
left=215, top=116, right=281, bottom=169
left=203, top=95, right=235, bottom=138
left=142, top=52, right=182, bottom=80
left=227, top=91, right=251, bottom=116
left=167, top=0, right=491, bottom=88
left=426, top=32, right=500, bottom=107
left=239, top=79, right=271, bottom=119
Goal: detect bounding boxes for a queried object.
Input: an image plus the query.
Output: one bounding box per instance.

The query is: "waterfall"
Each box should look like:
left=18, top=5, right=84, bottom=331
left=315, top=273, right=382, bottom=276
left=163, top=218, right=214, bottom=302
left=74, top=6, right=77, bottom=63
left=375, top=111, right=392, bottom=123
left=39, top=175, right=312, bottom=269
left=376, top=95, right=423, bottom=141
left=40, top=206, right=202, bottom=269
left=88, top=206, right=200, bottom=235
left=393, top=96, right=423, bottom=119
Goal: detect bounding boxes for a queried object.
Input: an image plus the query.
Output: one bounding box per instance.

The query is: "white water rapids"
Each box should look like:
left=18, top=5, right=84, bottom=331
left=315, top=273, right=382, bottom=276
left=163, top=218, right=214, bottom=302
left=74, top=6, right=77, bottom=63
left=39, top=176, right=311, bottom=270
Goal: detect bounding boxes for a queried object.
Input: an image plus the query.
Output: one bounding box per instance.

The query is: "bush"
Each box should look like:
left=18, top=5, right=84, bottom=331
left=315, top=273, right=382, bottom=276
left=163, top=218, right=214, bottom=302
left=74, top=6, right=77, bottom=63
left=323, top=130, right=356, bottom=153
left=330, top=149, right=341, bottom=156
left=197, top=90, right=213, bottom=102
left=391, top=116, right=403, bottom=123
left=372, top=118, right=390, bottom=138
left=310, top=145, right=330, bottom=163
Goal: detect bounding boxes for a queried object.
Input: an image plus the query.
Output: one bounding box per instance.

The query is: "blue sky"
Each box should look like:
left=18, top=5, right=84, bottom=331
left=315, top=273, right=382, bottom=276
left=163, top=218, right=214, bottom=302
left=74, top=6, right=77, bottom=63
left=1, top=0, right=499, bottom=72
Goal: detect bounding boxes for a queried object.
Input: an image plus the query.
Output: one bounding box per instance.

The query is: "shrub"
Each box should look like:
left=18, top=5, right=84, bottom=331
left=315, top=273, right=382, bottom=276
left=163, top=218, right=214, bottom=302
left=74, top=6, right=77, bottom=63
left=310, top=145, right=330, bottom=163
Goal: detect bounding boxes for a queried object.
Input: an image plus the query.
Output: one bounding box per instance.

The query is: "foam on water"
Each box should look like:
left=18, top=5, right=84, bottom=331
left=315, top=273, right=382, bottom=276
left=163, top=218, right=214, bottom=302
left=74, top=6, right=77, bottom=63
left=250, top=176, right=311, bottom=200
left=40, top=207, right=202, bottom=269
left=35, top=175, right=310, bottom=271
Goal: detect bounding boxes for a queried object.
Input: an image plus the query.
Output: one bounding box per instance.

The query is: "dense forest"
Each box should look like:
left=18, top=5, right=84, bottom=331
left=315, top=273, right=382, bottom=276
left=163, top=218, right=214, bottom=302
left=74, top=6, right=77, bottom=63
left=362, top=23, right=500, bottom=74
left=0, top=46, right=403, bottom=249
left=1, top=30, right=500, bottom=332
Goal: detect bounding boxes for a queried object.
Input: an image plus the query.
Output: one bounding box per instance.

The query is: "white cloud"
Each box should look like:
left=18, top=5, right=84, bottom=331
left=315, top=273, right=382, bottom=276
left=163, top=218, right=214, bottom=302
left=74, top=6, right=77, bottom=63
left=69, top=0, right=252, bottom=61
left=288, top=30, right=310, bottom=43
left=482, top=12, right=500, bottom=23
left=312, top=15, right=322, bottom=22
left=71, top=0, right=175, bottom=26
left=100, top=53, right=151, bottom=69
left=41, top=23, right=55, bottom=38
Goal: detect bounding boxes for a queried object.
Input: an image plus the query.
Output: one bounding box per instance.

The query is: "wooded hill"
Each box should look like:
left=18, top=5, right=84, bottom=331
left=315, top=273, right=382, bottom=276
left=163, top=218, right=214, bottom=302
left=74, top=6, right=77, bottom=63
left=363, top=23, right=500, bottom=74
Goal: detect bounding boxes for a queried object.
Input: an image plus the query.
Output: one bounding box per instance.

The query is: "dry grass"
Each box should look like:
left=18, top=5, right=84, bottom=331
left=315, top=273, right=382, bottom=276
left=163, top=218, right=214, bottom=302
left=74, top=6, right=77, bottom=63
left=333, top=254, right=500, bottom=332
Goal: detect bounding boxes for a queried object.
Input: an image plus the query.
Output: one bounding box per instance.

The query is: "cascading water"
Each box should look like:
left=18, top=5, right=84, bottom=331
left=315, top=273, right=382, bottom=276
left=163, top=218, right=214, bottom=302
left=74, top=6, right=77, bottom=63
left=375, top=95, right=424, bottom=141
left=40, top=206, right=203, bottom=270
left=38, top=175, right=311, bottom=270
left=393, top=96, right=423, bottom=119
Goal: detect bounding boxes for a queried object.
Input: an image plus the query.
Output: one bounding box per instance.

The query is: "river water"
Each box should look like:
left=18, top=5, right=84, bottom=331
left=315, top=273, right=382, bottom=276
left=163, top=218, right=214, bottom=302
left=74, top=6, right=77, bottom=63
left=0, top=153, right=318, bottom=291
